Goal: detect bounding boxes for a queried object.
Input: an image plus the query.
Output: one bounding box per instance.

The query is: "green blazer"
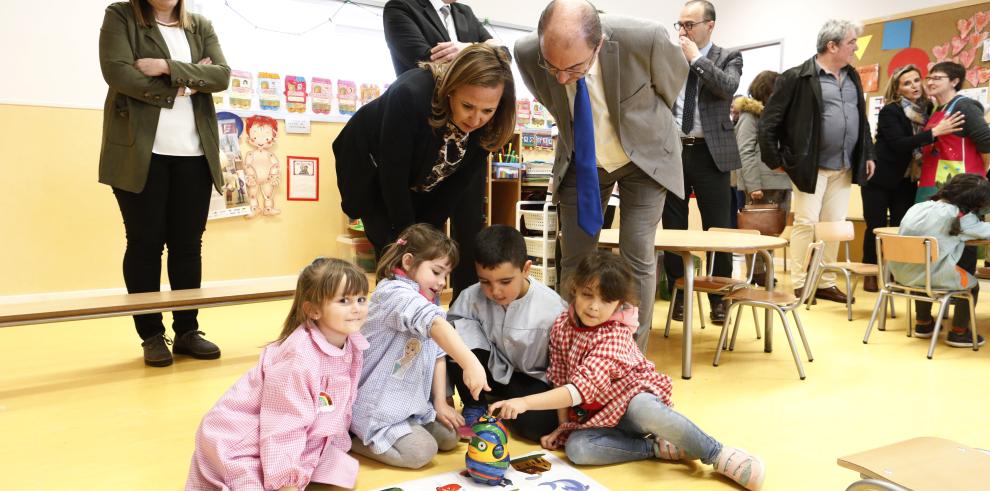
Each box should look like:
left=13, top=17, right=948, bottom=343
left=98, top=2, right=231, bottom=193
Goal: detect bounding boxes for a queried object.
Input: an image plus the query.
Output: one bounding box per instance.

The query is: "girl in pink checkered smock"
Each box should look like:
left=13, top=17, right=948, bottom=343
left=491, top=251, right=766, bottom=491
left=186, top=258, right=370, bottom=491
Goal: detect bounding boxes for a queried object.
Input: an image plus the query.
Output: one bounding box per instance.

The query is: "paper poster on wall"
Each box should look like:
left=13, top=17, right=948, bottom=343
left=229, top=70, right=253, bottom=109
left=882, top=19, right=912, bottom=50
left=257, top=72, right=281, bottom=111
left=311, top=77, right=333, bottom=114
left=855, top=34, right=872, bottom=60
left=960, top=86, right=989, bottom=106
left=338, top=80, right=357, bottom=115
left=868, top=96, right=884, bottom=139
left=517, top=99, right=532, bottom=126
left=287, top=156, right=319, bottom=201
left=857, top=64, right=880, bottom=92
left=209, top=112, right=251, bottom=220
left=284, top=75, right=307, bottom=113
left=243, top=115, right=282, bottom=217
left=360, top=83, right=381, bottom=106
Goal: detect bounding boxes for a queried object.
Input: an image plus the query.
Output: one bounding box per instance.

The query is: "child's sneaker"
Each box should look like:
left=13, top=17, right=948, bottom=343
left=913, top=319, right=935, bottom=338
left=713, top=446, right=765, bottom=491
left=945, top=329, right=986, bottom=348
left=457, top=404, right=487, bottom=439
left=653, top=438, right=686, bottom=461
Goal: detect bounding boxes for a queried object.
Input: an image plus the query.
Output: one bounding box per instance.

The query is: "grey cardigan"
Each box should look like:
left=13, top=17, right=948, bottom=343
left=734, top=98, right=792, bottom=194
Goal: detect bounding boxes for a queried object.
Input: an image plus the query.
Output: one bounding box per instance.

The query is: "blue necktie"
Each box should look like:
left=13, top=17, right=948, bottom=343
left=573, top=78, right=602, bottom=236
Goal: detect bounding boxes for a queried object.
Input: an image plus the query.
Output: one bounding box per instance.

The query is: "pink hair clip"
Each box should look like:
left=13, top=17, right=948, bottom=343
left=397, top=238, right=407, bottom=245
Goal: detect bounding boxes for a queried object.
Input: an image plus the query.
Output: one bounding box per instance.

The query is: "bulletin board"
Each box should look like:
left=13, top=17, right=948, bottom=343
left=858, top=1, right=990, bottom=100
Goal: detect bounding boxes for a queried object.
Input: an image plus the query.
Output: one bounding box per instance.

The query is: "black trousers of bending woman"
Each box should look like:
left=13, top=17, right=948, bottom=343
left=861, top=179, right=916, bottom=264
left=112, top=154, right=213, bottom=340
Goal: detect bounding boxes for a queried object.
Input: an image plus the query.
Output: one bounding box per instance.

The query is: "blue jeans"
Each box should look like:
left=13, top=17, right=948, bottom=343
left=565, top=393, right=722, bottom=465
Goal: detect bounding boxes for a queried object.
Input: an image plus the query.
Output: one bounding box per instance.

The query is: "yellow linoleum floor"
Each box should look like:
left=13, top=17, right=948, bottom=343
left=3, top=276, right=990, bottom=490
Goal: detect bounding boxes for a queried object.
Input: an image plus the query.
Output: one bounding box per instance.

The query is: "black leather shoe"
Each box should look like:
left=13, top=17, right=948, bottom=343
left=671, top=295, right=684, bottom=322
left=815, top=286, right=852, bottom=304
left=710, top=301, right=727, bottom=326
left=173, top=330, right=221, bottom=360
left=142, top=334, right=173, bottom=367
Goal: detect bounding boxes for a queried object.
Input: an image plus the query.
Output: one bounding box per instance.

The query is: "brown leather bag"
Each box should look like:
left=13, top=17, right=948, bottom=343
left=737, top=203, right=786, bottom=236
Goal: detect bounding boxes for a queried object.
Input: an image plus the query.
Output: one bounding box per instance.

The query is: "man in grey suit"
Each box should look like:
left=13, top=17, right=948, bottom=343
left=662, top=0, right=742, bottom=326
left=515, top=0, right=688, bottom=351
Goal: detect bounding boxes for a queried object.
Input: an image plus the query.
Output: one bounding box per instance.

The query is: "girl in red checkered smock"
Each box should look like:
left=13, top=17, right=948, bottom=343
left=491, top=251, right=765, bottom=491
left=186, top=258, right=370, bottom=491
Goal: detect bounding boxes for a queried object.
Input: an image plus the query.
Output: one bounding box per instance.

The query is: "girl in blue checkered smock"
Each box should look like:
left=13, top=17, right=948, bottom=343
left=349, top=224, right=489, bottom=469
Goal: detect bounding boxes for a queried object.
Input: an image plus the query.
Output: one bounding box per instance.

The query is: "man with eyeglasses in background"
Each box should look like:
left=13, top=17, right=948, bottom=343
left=663, top=1, right=742, bottom=326
left=515, top=0, right=688, bottom=352
left=759, top=19, right=876, bottom=304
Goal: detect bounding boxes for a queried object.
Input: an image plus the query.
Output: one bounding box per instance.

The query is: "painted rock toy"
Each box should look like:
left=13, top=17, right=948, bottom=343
left=465, top=415, right=512, bottom=486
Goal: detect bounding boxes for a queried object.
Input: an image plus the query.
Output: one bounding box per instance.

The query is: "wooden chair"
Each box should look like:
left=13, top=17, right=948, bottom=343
left=805, top=220, right=891, bottom=321
left=714, top=241, right=825, bottom=380
left=863, top=234, right=979, bottom=359
left=838, top=437, right=990, bottom=491
left=664, top=228, right=763, bottom=339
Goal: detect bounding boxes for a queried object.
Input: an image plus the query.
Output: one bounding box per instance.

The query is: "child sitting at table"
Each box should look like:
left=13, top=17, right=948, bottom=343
left=893, top=173, right=990, bottom=347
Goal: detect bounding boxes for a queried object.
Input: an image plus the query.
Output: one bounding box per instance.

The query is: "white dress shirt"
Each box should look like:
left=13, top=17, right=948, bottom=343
left=429, top=0, right=459, bottom=42
left=565, top=57, right=631, bottom=173
left=674, top=41, right=713, bottom=139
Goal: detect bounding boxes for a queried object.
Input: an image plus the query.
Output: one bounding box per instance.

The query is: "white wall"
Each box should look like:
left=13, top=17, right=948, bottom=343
left=472, top=0, right=683, bottom=29
left=714, top=0, right=951, bottom=68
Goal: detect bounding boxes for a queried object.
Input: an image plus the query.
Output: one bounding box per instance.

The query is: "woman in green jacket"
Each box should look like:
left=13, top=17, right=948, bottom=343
left=99, top=0, right=230, bottom=367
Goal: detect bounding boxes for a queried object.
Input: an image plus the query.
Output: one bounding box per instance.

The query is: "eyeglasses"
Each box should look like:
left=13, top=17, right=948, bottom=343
left=537, top=46, right=599, bottom=77
left=925, top=75, right=949, bottom=81
left=674, top=20, right=711, bottom=31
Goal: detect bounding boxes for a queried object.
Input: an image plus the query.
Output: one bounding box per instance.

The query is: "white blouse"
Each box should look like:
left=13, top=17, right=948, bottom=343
left=152, top=25, right=203, bottom=156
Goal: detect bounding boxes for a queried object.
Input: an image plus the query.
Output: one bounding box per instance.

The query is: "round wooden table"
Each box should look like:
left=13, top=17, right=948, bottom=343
left=598, top=229, right=789, bottom=379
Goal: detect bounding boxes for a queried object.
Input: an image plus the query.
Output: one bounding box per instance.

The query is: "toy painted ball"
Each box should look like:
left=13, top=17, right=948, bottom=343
left=465, top=415, right=511, bottom=486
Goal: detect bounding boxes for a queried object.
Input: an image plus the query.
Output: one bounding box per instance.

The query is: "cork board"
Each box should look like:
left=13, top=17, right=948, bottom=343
left=859, top=2, right=990, bottom=99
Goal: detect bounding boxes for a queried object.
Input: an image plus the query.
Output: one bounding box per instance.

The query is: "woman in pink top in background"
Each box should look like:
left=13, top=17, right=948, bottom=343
left=186, top=258, right=370, bottom=490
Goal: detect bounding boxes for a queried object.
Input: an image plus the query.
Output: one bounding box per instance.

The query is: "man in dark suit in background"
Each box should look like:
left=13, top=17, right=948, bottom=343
left=663, top=0, right=742, bottom=326
left=383, top=0, right=503, bottom=299
left=384, top=0, right=499, bottom=74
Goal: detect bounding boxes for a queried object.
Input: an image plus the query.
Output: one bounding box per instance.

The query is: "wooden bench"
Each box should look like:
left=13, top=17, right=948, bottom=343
left=0, top=277, right=297, bottom=328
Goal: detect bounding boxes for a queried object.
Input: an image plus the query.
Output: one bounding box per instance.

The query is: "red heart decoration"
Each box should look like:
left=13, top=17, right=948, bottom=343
left=980, top=66, right=990, bottom=84
left=969, top=32, right=988, bottom=47
left=933, top=42, right=949, bottom=61
left=959, top=18, right=974, bottom=38
left=966, top=68, right=980, bottom=87
left=961, top=46, right=977, bottom=68
left=975, top=11, right=989, bottom=32
left=952, top=35, right=967, bottom=55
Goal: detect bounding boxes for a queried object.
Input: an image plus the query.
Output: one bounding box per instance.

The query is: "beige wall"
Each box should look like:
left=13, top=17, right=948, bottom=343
left=0, top=104, right=350, bottom=296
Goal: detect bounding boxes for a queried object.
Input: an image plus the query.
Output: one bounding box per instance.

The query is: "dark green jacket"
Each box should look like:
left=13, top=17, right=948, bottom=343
left=98, top=2, right=231, bottom=193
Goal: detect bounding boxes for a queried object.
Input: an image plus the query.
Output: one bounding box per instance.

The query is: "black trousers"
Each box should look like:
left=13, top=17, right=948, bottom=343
left=916, top=246, right=979, bottom=328
left=861, top=179, right=916, bottom=264
left=662, top=142, right=732, bottom=303
left=361, top=170, right=484, bottom=302
left=112, top=154, right=213, bottom=340
left=447, top=349, right=559, bottom=443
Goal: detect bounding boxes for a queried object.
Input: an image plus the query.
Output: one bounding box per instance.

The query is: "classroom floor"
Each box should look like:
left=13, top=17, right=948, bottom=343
left=3, top=271, right=990, bottom=490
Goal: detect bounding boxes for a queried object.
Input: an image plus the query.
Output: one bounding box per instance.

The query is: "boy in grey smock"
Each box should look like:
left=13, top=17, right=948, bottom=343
left=448, top=225, right=567, bottom=442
